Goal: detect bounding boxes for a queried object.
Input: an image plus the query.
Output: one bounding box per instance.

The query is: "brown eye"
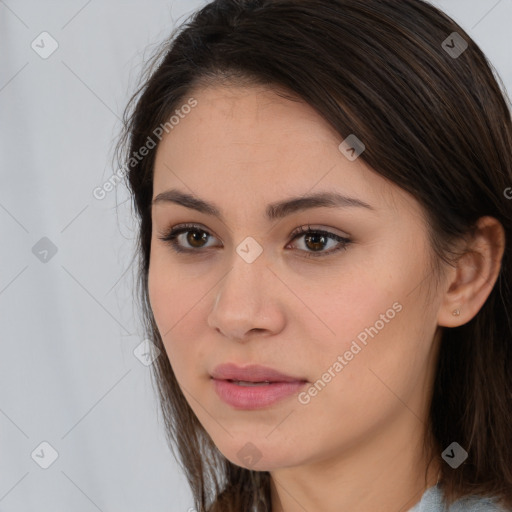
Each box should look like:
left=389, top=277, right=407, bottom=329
left=303, top=232, right=329, bottom=252
left=185, top=229, right=210, bottom=248
left=157, top=224, right=218, bottom=253
left=288, top=225, right=351, bottom=258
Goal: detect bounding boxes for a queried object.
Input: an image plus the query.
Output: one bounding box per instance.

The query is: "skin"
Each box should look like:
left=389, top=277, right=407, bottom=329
left=147, top=83, right=505, bottom=512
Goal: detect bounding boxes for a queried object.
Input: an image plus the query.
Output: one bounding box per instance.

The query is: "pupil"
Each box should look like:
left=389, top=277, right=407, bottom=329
left=188, top=230, right=207, bottom=247
left=306, top=234, right=326, bottom=251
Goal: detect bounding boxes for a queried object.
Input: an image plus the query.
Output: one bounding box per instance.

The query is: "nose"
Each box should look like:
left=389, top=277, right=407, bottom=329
left=207, top=249, right=286, bottom=342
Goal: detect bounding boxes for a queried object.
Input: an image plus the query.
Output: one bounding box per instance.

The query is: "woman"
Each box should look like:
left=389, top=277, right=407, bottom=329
left=115, top=0, right=512, bottom=510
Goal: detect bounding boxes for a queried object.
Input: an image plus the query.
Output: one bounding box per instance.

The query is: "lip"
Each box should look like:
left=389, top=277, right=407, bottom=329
left=210, top=363, right=308, bottom=410
left=210, top=363, right=306, bottom=383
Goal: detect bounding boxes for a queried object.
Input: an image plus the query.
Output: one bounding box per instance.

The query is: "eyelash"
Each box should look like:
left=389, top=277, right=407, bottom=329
left=157, top=223, right=351, bottom=259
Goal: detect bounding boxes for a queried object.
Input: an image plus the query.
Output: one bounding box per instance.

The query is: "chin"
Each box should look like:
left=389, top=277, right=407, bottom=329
left=214, top=439, right=307, bottom=472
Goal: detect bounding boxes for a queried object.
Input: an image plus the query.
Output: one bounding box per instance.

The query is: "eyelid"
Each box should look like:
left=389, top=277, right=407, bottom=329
left=158, top=222, right=350, bottom=241
left=289, top=223, right=351, bottom=240
left=157, top=222, right=352, bottom=258
left=159, top=222, right=220, bottom=243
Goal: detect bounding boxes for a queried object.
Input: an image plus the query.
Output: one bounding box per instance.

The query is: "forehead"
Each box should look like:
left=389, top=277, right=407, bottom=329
left=152, top=84, right=416, bottom=217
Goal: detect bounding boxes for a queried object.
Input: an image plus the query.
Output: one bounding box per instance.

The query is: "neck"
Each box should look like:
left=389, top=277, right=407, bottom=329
left=270, top=414, right=440, bottom=512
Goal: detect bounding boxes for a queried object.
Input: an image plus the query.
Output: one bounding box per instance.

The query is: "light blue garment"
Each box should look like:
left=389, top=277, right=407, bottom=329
left=408, top=484, right=511, bottom=512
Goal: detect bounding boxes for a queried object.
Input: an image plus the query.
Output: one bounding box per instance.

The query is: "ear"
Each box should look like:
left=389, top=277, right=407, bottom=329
left=438, top=216, right=505, bottom=328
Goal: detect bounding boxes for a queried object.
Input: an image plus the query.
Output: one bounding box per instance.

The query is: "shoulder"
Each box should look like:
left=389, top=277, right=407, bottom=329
left=410, top=484, right=512, bottom=512
left=448, top=494, right=511, bottom=512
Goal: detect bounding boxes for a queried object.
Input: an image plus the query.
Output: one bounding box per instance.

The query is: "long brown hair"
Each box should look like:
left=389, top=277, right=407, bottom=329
left=114, top=1, right=512, bottom=510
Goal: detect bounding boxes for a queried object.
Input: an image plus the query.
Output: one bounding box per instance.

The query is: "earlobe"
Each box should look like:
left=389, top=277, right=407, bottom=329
left=437, top=216, right=505, bottom=328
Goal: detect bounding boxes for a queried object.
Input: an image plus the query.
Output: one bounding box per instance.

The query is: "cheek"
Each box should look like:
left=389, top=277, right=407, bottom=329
left=307, top=266, right=398, bottom=354
left=303, top=253, right=430, bottom=402
left=148, top=249, right=197, bottom=327
left=306, top=280, right=432, bottom=418
left=147, top=252, right=210, bottom=370
left=148, top=254, right=184, bottom=351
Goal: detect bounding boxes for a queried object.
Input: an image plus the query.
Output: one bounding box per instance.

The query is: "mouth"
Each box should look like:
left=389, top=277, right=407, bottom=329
left=211, top=378, right=308, bottom=409
left=210, top=362, right=307, bottom=384
left=223, top=379, right=274, bottom=386
left=209, top=363, right=308, bottom=409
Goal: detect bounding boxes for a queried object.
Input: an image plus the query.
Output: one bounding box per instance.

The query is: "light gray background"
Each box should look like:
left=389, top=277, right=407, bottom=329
left=0, top=1, right=510, bottom=511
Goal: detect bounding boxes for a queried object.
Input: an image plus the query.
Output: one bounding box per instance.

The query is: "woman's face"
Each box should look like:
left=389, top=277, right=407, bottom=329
left=148, top=83, right=444, bottom=472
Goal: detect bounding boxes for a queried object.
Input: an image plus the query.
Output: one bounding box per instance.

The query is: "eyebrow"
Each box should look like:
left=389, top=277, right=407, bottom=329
left=151, top=188, right=375, bottom=221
